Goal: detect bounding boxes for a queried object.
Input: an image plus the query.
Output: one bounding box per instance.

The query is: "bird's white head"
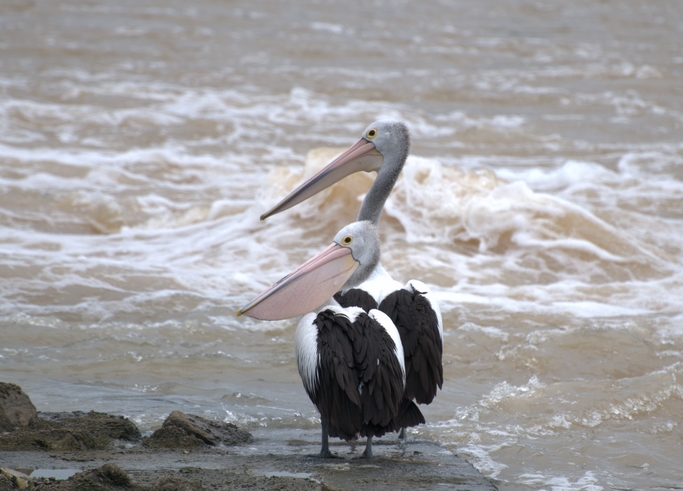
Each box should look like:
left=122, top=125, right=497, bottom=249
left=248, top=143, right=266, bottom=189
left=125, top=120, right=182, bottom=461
left=359, top=120, right=411, bottom=169
left=332, top=220, right=381, bottom=289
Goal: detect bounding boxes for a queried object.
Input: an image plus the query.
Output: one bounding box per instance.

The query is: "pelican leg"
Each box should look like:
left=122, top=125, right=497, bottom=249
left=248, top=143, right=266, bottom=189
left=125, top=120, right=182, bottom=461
left=310, top=419, right=341, bottom=458
left=398, top=427, right=406, bottom=440
left=356, top=435, right=374, bottom=459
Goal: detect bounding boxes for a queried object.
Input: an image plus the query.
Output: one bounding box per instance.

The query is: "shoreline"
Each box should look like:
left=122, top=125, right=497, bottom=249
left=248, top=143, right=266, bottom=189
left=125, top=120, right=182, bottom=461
left=0, top=382, right=497, bottom=490
left=2, top=439, right=497, bottom=491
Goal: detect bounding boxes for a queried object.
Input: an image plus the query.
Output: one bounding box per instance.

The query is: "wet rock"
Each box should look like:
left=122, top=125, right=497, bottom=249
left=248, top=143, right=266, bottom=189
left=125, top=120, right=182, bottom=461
left=33, top=463, right=141, bottom=491
left=39, top=411, right=141, bottom=443
left=0, top=383, right=38, bottom=432
left=150, top=476, right=201, bottom=491
left=91, top=463, right=132, bottom=487
left=144, top=469, right=320, bottom=491
left=0, top=472, right=15, bottom=491
left=0, top=411, right=141, bottom=451
left=144, top=411, right=252, bottom=449
left=0, top=468, right=31, bottom=491
left=0, top=383, right=141, bottom=451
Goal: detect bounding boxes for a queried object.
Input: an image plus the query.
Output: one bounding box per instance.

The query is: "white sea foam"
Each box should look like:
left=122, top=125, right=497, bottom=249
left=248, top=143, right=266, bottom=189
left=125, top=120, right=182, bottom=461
left=518, top=471, right=604, bottom=491
left=2, top=136, right=681, bottom=329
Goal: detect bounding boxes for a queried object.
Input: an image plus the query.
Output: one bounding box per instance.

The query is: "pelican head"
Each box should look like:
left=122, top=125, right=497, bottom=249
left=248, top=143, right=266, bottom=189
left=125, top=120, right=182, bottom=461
left=237, top=221, right=380, bottom=321
left=260, top=120, right=410, bottom=222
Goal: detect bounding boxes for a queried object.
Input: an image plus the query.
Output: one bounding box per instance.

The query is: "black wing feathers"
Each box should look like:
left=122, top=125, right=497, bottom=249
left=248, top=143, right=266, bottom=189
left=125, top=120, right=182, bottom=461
left=310, top=308, right=404, bottom=441
left=354, top=313, right=404, bottom=438
left=393, top=399, right=426, bottom=430
left=379, top=287, right=443, bottom=404
left=313, top=311, right=362, bottom=440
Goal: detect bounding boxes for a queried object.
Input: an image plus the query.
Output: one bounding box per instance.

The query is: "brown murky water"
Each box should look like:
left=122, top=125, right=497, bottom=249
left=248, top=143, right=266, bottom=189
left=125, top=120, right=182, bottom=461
left=1, top=1, right=682, bottom=488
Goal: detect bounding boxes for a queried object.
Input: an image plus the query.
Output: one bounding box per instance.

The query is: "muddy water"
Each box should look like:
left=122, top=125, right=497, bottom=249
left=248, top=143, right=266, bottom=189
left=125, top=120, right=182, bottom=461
left=1, top=0, right=682, bottom=488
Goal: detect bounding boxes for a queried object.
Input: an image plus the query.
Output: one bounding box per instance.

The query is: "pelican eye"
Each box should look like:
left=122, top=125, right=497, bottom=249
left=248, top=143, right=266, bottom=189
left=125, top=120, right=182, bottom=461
left=341, top=235, right=353, bottom=246
left=366, top=128, right=377, bottom=139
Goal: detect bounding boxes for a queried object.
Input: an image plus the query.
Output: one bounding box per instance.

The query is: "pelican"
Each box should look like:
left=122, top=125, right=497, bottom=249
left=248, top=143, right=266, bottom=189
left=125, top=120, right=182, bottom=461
left=260, top=121, right=444, bottom=434
left=237, top=221, right=424, bottom=458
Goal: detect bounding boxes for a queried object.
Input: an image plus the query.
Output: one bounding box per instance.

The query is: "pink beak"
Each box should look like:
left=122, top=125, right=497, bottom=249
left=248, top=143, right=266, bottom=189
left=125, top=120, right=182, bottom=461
left=236, top=242, right=359, bottom=320
left=260, top=138, right=382, bottom=221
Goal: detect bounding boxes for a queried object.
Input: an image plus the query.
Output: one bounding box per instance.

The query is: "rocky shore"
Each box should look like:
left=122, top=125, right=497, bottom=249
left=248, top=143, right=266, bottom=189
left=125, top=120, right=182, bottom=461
left=0, top=383, right=497, bottom=490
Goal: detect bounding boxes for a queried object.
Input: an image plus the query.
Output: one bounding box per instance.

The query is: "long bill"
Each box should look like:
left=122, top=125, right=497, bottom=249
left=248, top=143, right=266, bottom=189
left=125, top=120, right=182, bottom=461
left=260, top=139, right=382, bottom=221
left=236, top=243, right=359, bottom=321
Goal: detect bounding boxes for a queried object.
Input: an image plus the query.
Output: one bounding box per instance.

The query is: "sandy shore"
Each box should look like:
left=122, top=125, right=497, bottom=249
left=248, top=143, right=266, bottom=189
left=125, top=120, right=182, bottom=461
left=0, top=383, right=497, bottom=490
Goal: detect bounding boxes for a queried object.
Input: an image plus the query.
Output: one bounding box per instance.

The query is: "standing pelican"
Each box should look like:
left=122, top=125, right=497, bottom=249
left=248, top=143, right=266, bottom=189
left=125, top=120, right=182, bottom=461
left=237, top=221, right=423, bottom=457
left=260, top=121, right=444, bottom=432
